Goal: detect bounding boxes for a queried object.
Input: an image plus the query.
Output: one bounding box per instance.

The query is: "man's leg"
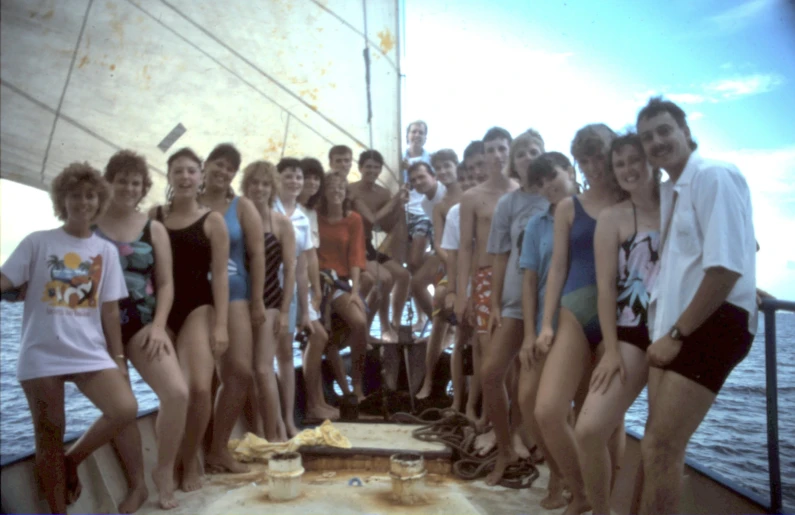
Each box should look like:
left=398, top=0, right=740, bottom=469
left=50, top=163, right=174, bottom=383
left=383, top=259, right=411, bottom=331
left=482, top=318, right=524, bottom=484
left=409, top=255, right=441, bottom=322
left=640, top=371, right=716, bottom=515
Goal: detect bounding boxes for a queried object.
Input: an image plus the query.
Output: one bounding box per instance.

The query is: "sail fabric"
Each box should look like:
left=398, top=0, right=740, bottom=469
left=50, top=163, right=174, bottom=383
left=0, top=0, right=401, bottom=207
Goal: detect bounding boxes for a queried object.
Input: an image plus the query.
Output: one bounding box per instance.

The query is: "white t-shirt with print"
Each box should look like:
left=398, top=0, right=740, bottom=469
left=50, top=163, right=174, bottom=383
left=1, top=228, right=128, bottom=381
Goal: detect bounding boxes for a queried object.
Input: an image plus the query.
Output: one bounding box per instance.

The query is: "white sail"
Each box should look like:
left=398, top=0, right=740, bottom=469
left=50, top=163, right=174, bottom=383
left=0, top=0, right=402, bottom=208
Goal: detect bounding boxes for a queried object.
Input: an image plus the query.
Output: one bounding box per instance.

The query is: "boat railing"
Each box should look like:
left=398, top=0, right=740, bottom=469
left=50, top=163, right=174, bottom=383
left=760, top=297, right=794, bottom=515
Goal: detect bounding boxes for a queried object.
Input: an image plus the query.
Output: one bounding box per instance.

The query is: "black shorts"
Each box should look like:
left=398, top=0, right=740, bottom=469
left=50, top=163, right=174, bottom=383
left=661, top=302, right=753, bottom=395
left=365, top=239, right=391, bottom=264
left=616, top=325, right=650, bottom=352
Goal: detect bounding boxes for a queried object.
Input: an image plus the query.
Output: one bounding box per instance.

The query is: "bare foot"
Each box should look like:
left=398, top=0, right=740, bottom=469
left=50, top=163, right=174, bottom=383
left=475, top=429, right=496, bottom=456
left=416, top=380, right=433, bottom=400
left=152, top=466, right=179, bottom=510
left=320, top=404, right=340, bottom=420
left=485, top=449, right=518, bottom=486
left=118, top=483, right=148, bottom=513
left=179, top=459, right=203, bottom=492
left=382, top=326, right=398, bottom=342
left=541, top=490, right=568, bottom=510
left=205, top=450, right=249, bottom=474
left=561, top=496, right=592, bottom=515
left=512, top=432, right=531, bottom=459
left=353, top=388, right=366, bottom=402
left=64, top=455, right=82, bottom=505
left=306, top=405, right=336, bottom=421
left=285, top=423, right=300, bottom=440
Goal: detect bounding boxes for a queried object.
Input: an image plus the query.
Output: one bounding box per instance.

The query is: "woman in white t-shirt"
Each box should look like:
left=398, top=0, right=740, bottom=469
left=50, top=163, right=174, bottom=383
left=0, top=163, right=138, bottom=514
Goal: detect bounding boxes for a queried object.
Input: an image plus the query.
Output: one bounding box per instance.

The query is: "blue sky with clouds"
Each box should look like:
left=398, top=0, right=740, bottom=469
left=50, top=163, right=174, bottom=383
left=402, top=0, right=795, bottom=297
left=2, top=0, right=794, bottom=295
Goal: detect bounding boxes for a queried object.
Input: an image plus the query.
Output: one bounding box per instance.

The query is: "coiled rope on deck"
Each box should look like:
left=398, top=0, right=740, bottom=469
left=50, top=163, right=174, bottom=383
left=391, top=408, right=540, bottom=489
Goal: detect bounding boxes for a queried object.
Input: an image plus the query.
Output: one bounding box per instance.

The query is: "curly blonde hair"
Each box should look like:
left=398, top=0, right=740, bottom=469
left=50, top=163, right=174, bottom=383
left=241, top=160, right=281, bottom=207
left=50, top=162, right=111, bottom=221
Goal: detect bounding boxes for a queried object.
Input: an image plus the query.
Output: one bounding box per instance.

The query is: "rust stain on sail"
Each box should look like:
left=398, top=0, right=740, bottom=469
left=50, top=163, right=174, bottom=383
left=377, top=29, right=395, bottom=53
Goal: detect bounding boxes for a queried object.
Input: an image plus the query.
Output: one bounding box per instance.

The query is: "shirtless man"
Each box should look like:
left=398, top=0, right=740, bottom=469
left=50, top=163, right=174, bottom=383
left=455, top=127, right=518, bottom=425
left=328, top=145, right=353, bottom=178
left=415, top=149, right=462, bottom=400
left=349, top=150, right=411, bottom=342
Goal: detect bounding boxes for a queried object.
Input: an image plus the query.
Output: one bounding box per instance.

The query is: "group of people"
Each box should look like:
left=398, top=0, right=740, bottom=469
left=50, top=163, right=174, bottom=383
left=0, top=95, right=760, bottom=515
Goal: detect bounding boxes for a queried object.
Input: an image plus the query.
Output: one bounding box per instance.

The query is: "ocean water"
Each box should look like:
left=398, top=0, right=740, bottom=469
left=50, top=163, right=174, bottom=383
left=1, top=301, right=793, bottom=509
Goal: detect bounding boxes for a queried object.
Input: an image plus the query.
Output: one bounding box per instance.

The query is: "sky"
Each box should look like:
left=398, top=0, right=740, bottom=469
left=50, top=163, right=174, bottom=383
left=2, top=0, right=795, bottom=297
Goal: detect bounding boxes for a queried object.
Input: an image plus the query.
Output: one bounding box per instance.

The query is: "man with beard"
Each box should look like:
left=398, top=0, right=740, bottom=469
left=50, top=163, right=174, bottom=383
left=637, top=97, right=757, bottom=515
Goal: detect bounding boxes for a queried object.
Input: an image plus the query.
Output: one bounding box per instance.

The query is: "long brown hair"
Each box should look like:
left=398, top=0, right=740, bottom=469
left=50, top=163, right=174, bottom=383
left=316, top=171, right=352, bottom=218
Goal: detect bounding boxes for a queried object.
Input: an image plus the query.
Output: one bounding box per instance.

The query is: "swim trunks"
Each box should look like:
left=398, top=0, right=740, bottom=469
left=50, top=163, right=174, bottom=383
left=660, top=302, right=752, bottom=394
left=407, top=211, right=432, bottom=240
left=473, top=267, right=493, bottom=334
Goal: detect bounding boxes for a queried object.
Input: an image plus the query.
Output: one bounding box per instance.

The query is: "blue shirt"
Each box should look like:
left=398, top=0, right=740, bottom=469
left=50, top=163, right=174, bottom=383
left=519, top=208, right=556, bottom=334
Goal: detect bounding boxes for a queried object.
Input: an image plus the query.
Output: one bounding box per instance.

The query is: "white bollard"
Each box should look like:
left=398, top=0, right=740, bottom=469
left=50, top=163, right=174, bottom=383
left=268, top=452, right=304, bottom=501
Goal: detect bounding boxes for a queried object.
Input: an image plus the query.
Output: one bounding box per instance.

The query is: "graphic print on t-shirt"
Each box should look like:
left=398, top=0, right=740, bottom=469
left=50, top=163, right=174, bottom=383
left=41, top=252, right=103, bottom=309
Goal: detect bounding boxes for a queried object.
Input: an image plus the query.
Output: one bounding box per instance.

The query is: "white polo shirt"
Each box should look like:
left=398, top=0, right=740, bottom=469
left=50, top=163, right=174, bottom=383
left=648, top=151, right=758, bottom=341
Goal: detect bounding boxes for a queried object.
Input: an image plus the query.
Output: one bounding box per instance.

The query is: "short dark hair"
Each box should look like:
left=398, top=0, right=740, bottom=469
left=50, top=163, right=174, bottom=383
left=299, top=157, right=325, bottom=209
left=406, top=120, right=428, bottom=140
left=408, top=161, right=434, bottom=178
left=528, top=152, right=573, bottom=188
left=358, top=149, right=384, bottom=168
left=431, top=149, right=459, bottom=170
left=328, top=145, right=352, bottom=161
left=463, top=140, right=485, bottom=162
left=104, top=150, right=152, bottom=203
left=636, top=96, right=698, bottom=150
left=570, top=123, right=616, bottom=162
left=277, top=157, right=303, bottom=174
left=456, top=162, right=469, bottom=180
left=167, top=147, right=202, bottom=170
left=483, top=127, right=512, bottom=145
left=207, top=143, right=241, bottom=171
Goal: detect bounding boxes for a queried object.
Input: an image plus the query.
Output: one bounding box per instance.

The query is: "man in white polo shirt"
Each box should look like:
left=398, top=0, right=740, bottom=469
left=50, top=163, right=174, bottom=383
left=636, top=97, right=757, bottom=515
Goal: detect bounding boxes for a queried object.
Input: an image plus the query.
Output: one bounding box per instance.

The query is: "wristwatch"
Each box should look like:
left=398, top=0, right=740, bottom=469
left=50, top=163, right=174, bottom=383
left=669, top=325, right=684, bottom=341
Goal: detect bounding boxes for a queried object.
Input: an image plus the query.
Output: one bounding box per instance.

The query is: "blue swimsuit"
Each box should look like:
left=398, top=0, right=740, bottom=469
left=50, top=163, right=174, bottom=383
left=225, top=197, right=250, bottom=301
left=560, top=196, right=602, bottom=348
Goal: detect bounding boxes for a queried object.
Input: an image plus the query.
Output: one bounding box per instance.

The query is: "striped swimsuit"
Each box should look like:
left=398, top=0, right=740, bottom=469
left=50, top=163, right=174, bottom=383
left=263, top=232, right=283, bottom=309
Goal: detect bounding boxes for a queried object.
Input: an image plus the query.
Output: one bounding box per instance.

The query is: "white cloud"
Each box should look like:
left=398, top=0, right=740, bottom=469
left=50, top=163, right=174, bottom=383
left=688, top=111, right=705, bottom=121
left=708, top=0, right=777, bottom=31
left=647, top=73, right=786, bottom=105
left=704, top=74, right=785, bottom=99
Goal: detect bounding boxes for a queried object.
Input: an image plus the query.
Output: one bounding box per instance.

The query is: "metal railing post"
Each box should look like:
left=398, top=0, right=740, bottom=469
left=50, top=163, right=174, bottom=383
left=762, top=301, right=784, bottom=514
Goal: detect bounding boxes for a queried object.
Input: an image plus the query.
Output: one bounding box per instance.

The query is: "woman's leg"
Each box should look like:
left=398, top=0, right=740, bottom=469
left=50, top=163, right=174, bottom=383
left=276, top=330, right=299, bottom=438
left=517, top=355, right=567, bottom=509
left=21, top=376, right=67, bottom=514
left=534, top=308, right=593, bottom=515
left=331, top=293, right=369, bottom=400
left=207, top=300, right=253, bottom=473
left=304, top=319, right=338, bottom=420
left=174, top=306, right=217, bottom=492
left=116, top=325, right=189, bottom=510
left=575, top=342, right=648, bottom=515
left=482, top=318, right=525, bottom=485
left=326, top=343, right=352, bottom=396
left=253, top=308, right=286, bottom=441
